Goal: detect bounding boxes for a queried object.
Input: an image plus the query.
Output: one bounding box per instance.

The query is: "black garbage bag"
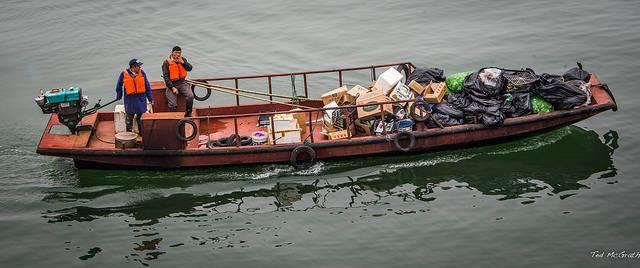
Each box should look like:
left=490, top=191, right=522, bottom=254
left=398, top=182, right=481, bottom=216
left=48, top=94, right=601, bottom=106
left=536, top=73, right=588, bottom=110
left=407, top=67, right=445, bottom=84
left=427, top=112, right=464, bottom=128
left=433, top=103, right=465, bottom=119
left=426, top=103, right=465, bottom=128
left=463, top=68, right=506, bottom=100
left=447, top=92, right=505, bottom=127
left=474, top=102, right=505, bottom=127
left=503, top=68, right=540, bottom=93
left=563, top=62, right=590, bottom=82
left=500, top=92, right=532, bottom=117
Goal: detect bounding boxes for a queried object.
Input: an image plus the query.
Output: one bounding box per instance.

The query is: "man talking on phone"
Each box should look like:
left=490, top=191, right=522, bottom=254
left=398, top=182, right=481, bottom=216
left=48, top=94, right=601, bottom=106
left=162, top=46, right=194, bottom=117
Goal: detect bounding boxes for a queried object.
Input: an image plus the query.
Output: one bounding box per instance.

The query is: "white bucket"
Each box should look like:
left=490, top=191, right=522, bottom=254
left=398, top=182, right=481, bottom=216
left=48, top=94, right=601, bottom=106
left=252, top=131, right=268, bottom=145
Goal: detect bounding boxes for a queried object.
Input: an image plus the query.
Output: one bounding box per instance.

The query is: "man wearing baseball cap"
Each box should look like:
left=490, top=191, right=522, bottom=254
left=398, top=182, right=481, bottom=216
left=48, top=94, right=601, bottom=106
left=115, top=58, right=153, bottom=134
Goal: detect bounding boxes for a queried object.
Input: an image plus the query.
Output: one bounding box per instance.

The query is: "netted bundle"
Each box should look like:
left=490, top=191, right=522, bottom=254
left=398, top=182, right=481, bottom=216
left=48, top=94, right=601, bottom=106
left=503, top=70, right=539, bottom=93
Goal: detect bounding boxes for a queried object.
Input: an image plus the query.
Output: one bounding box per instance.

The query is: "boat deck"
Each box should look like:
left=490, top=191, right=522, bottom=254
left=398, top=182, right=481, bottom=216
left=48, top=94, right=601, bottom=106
left=85, top=110, right=335, bottom=150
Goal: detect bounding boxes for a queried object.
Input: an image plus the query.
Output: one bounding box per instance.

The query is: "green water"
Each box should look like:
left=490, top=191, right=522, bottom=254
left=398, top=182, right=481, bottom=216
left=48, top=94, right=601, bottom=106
left=1, top=0, right=639, bottom=267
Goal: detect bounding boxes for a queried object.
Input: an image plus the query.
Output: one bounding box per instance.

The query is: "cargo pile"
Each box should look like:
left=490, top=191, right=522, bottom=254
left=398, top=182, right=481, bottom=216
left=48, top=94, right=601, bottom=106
left=259, top=62, right=594, bottom=144
left=437, top=63, right=592, bottom=128
left=317, top=67, right=449, bottom=140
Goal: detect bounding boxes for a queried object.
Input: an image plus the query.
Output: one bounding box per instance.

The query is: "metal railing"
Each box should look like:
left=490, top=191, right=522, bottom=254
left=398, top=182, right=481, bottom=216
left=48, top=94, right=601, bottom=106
left=185, top=62, right=418, bottom=147
left=192, top=62, right=415, bottom=105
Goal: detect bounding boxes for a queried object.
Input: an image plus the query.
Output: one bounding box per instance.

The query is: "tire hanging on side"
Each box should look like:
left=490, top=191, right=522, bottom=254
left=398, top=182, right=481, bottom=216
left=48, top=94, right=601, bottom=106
left=394, top=131, right=416, bottom=152
left=176, top=119, right=198, bottom=141
left=290, top=145, right=317, bottom=170
left=191, top=81, right=212, bottom=101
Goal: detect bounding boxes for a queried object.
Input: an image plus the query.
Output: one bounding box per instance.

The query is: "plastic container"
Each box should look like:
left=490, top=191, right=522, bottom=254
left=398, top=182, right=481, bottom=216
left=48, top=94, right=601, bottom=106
left=374, top=67, right=403, bottom=95
left=397, top=119, right=414, bottom=131
left=114, top=105, right=127, bottom=133
left=252, top=131, right=268, bottom=145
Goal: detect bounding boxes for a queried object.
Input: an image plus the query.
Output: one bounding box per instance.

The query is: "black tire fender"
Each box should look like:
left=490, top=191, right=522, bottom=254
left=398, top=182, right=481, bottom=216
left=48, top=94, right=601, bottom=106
left=191, top=81, right=212, bottom=101
left=240, top=136, right=252, bottom=146
left=176, top=119, right=198, bottom=142
left=216, top=134, right=239, bottom=147
left=409, top=101, right=430, bottom=122
left=290, top=145, right=317, bottom=170
left=394, top=131, right=416, bottom=152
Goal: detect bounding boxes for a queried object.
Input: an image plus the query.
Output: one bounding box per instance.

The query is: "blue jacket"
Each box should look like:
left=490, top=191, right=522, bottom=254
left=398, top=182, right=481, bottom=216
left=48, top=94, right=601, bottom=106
left=115, top=69, right=153, bottom=114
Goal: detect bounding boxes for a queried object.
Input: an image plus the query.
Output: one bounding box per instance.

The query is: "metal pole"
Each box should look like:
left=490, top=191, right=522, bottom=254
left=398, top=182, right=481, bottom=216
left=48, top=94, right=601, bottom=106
left=346, top=110, right=352, bottom=140
left=338, top=71, right=343, bottom=87
left=380, top=103, right=386, bottom=134
left=270, top=115, right=276, bottom=145
left=233, top=117, right=240, bottom=147
left=268, top=76, right=273, bottom=103
left=234, top=79, right=240, bottom=106
left=303, top=74, right=308, bottom=98
left=307, top=111, right=314, bottom=143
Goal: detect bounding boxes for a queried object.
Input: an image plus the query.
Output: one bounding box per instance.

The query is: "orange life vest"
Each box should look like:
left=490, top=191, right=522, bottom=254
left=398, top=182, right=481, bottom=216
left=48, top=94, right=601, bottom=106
left=123, top=69, right=146, bottom=95
left=167, top=57, right=187, bottom=81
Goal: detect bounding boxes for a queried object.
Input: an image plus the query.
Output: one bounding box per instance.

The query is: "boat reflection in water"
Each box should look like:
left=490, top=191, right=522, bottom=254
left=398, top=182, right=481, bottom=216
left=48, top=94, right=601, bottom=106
left=42, top=126, right=618, bottom=264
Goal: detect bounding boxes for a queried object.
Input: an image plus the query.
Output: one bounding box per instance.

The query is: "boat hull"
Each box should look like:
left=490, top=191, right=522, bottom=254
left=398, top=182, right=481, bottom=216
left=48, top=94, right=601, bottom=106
left=36, top=71, right=617, bottom=169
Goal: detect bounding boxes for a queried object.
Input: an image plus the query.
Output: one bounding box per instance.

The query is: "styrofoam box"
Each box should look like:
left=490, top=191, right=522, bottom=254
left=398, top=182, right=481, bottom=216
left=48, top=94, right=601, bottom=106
left=114, top=104, right=127, bottom=133
left=374, top=67, right=403, bottom=95
left=269, top=128, right=302, bottom=144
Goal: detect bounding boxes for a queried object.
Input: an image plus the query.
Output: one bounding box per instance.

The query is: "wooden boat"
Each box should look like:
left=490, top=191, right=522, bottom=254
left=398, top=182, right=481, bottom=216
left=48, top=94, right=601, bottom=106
left=35, top=62, right=618, bottom=169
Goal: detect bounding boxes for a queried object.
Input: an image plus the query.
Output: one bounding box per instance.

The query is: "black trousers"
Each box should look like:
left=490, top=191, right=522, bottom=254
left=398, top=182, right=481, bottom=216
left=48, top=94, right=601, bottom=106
left=165, top=80, right=194, bottom=114
left=126, top=113, right=143, bottom=133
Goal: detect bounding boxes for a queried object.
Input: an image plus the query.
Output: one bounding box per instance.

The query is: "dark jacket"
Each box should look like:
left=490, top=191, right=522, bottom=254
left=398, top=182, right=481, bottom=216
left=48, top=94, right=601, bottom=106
left=115, top=69, right=153, bottom=114
left=162, top=56, right=193, bottom=89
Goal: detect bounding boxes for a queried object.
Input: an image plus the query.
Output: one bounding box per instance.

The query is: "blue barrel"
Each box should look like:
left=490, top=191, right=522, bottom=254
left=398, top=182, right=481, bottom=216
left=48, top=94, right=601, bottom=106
left=397, top=119, right=414, bottom=131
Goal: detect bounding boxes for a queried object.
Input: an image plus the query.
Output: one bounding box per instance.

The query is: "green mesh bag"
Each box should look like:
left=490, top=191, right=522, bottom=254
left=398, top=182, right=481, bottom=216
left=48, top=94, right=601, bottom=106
left=531, top=95, right=554, bottom=114
left=445, top=71, right=473, bottom=94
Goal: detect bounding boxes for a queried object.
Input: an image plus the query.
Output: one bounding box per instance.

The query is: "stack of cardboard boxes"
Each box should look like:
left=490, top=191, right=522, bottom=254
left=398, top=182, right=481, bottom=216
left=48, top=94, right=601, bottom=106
left=266, top=67, right=450, bottom=143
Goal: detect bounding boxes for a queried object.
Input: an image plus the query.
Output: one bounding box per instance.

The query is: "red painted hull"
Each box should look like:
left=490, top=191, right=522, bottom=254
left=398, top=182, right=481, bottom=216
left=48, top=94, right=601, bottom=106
left=36, top=72, right=617, bottom=169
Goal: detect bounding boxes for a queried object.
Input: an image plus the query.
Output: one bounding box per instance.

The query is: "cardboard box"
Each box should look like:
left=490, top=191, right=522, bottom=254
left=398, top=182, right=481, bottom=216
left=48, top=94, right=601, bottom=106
left=369, top=80, right=377, bottom=89
left=408, top=80, right=426, bottom=95
left=353, top=119, right=372, bottom=136
left=424, top=82, right=448, bottom=103
left=374, top=120, right=396, bottom=135
left=327, top=129, right=349, bottom=140
left=289, top=109, right=307, bottom=134
left=343, top=85, right=369, bottom=104
left=346, top=85, right=370, bottom=100
left=356, top=90, right=394, bottom=120
left=323, top=121, right=340, bottom=133
left=323, top=101, right=341, bottom=130
left=374, top=67, right=403, bottom=95
left=388, top=83, right=414, bottom=103
left=321, top=85, right=348, bottom=105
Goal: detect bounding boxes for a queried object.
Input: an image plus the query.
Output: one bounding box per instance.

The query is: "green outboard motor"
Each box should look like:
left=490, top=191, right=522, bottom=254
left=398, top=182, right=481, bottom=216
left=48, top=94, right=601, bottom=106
left=35, top=87, right=114, bottom=134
